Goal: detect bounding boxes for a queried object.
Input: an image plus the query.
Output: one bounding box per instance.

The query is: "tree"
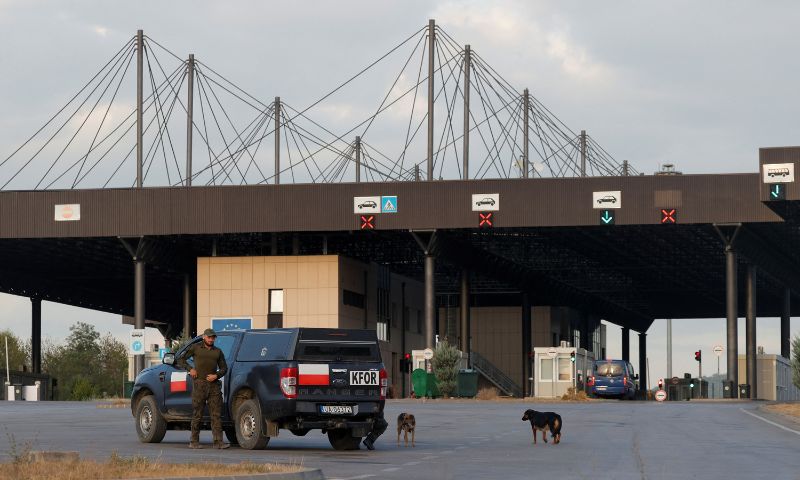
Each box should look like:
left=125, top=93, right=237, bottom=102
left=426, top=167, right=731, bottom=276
left=432, top=340, right=460, bottom=398
left=0, top=329, right=29, bottom=372
left=42, top=322, right=127, bottom=400
left=792, top=334, right=800, bottom=389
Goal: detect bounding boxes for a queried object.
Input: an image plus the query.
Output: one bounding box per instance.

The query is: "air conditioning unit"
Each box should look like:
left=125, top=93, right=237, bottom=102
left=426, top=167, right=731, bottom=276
left=560, top=341, right=570, bottom=348
left=757, top=346, right=765, bottom=355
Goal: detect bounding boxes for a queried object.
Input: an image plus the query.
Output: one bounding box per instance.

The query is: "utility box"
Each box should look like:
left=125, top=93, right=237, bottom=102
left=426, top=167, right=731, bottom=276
left=533, top=347, right=592, bottom=398
left=23, top=382, right=40, bottom=401
left=7, top=384, right=22, bottom=401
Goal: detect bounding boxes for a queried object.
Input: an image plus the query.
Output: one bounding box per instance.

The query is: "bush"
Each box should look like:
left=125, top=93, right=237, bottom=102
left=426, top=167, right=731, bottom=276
left=476, top=387, right=499, bottom=400
left=431, top=341, right=460, bottom=398
left=561, top=387, right=588, bottom=401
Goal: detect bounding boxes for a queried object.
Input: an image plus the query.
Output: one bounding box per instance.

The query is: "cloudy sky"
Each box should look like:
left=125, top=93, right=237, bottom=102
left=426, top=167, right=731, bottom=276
left=1, top=1, right=799, bottom=383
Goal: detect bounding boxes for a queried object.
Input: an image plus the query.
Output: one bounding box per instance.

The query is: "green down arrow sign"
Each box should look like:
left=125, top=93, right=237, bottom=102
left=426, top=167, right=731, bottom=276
left=600, top=210, right=615, bottom=225
left=770, top=184, right=785, bottom=200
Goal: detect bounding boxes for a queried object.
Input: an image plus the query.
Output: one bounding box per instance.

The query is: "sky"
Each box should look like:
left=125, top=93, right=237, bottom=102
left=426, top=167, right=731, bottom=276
left=1, top=1, right=799, bottom=381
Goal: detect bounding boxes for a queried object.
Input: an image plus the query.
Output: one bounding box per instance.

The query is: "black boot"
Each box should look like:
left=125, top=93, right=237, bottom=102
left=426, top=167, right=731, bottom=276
left=363, top=434, right=376, bottom=450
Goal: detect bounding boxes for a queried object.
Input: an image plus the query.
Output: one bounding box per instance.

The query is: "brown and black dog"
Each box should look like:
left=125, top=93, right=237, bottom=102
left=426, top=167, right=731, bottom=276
left=521, top=409, right=562, bottom=445
left=396, top=412, right=416, bottom=447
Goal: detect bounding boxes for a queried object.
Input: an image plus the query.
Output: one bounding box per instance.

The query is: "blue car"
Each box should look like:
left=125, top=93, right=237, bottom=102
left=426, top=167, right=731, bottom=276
left=588, top=360, right=638, bottom=399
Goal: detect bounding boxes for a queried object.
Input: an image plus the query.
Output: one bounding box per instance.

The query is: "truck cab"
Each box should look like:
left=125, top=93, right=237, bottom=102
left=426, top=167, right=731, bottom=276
left=131, top=328, right=386, bottom=450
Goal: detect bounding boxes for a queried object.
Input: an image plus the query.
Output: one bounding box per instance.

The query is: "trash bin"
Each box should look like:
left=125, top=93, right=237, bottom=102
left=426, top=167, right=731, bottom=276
left=8, top=384, right=23, bottom=401
left=124, top=381, right=134, bottom=399
left=739, top=384, right=750, bottom=399
left=722, top=380, right=735, bottom=399
left=456, top=370, right=478, bottom=398
left=411, top=369, right=439, bottom=398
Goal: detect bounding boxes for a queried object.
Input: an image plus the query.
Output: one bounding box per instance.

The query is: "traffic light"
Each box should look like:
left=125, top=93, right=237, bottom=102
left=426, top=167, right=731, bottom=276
left=694, top=350, right=701, bottom=362
left=658, top=378, right=664, bottom=389
left=402, top=353, right=412, bottom=373
left=570, top=351, right=576, bottom=363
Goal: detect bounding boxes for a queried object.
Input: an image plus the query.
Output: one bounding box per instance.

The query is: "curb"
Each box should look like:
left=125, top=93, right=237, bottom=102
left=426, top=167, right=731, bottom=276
left=123, top=469, right=325, bottom=480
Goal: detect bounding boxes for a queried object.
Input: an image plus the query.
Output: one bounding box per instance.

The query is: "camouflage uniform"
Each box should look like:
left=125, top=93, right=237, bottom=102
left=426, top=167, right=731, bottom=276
left=191, top=377, right=224, bottom=443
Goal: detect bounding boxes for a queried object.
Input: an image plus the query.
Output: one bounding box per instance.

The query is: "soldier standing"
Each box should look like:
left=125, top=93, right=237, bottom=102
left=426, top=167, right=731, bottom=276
left=179, top=328, right=229, bottom=449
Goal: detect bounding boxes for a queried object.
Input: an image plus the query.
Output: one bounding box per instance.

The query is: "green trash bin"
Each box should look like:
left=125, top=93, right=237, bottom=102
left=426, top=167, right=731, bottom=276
left=456, top=369, right=479, bottom=398
left=411, top=369, right=440, bottom=398
left=123, top=381, right=134, bottom=399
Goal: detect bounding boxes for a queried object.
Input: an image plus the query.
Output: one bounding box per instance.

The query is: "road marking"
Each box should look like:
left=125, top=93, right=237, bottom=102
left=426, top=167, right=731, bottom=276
left=740, top=408, right=800, bottom=436
left=382, top=467, right=400, bottom=472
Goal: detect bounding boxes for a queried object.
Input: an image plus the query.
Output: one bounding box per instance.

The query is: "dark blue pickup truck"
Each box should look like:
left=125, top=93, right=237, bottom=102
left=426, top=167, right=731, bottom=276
left=131, top=328, right=387, bottom=450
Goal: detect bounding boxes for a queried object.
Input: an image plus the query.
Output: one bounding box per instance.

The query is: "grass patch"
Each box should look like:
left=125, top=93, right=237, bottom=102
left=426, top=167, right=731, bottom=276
left=476, top=387, right=500, bottom=400
left=0, top=452, right=303, bottom=479
left=96, top=398, right=130, bottom=409
left=560, top=387, right=589, bottom=401
left=764, top=403, right=800, bottom=419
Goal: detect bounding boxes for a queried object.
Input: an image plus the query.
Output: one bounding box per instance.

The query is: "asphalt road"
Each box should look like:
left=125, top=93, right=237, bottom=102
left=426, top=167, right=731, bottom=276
left=1, top=400, right=799, bottom=480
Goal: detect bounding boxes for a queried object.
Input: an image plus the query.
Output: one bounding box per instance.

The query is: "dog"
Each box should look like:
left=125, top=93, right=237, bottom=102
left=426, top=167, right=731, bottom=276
left=521, top=409, right=562, bottom=445
left=396, top=412, right=416, bottom=447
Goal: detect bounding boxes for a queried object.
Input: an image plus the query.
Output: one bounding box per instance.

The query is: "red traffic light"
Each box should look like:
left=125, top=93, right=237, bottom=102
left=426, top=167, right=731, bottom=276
left=404, top=353, right=411, bottom=360
left=694, top=350, right=701, bottom=362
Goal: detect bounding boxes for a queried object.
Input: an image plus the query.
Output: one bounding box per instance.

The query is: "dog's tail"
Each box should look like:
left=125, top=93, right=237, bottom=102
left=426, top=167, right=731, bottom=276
left=551, top=415, right=562, bottom=436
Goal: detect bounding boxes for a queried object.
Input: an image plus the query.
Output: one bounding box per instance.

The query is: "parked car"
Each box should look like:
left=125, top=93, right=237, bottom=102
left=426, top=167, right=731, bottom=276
left=131, top=328, right=387, bottom=450
left=587, top=359, right=638, bottom=399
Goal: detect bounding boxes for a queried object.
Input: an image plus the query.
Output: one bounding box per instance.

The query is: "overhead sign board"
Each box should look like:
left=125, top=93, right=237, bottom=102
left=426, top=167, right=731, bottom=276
left=381, top=195, right=397, bottom=213
left=54, top=204, right=81, bottom=221
left=472, top=193, right=499, bottom=212
left=592, top=191, right=621, bottom=209
left=354, top=196, right=380, bottom=214
left=762, top=163, right=794, bottom=183
left=129, top=329, right=145, bottom=355
left=768, top=184, right=786, bottom=200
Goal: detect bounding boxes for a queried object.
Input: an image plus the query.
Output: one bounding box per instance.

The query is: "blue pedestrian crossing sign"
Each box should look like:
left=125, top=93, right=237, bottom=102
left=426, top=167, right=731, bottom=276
left=381, top=196, right=398, bottom=213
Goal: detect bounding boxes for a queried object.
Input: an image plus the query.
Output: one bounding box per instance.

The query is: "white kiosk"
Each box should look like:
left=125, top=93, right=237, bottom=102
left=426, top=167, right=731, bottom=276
left=533, top=344, right=594, bottom=398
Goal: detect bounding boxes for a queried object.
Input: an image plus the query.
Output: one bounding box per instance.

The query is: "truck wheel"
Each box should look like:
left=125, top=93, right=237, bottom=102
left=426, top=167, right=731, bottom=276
left=135, top=395, right=167, bottom=443
left=327, top=429, right=361, bottom=450
left=224, top=426, right=239, bottom=445
left=235, top=398, right=269, bottom=450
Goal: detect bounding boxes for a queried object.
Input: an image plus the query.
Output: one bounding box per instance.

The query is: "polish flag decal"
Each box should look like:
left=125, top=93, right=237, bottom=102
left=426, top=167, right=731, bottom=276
left=298, top=364, right=330, bottom=386
left=170, top=372, right=188, bottom=392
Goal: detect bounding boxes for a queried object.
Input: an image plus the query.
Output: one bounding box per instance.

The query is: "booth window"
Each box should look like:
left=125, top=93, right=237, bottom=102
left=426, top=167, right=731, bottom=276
left=558, top=357, right=572, bottom=381
left=540, top=358, right=553, bottom=381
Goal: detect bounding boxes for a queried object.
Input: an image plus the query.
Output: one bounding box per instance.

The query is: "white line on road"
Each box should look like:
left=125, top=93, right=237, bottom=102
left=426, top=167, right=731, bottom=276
left=382, top=467, right=400, bottom=472
left=740, top=408, right=800, bottom=436
left=402, top=461, right=421, bottom=466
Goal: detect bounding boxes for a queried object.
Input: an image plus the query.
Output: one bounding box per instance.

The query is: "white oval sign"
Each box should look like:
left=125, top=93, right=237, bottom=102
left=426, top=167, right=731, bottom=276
left=423, top=348, right=434, bottom=360
left=655, top=389, right=667, bottom=402
left=713, top=345, right=724, bottom=356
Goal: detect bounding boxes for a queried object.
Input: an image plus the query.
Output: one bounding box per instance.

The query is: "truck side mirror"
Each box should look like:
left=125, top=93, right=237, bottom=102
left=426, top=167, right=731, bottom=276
left=163, top=353, right=175, bottom=365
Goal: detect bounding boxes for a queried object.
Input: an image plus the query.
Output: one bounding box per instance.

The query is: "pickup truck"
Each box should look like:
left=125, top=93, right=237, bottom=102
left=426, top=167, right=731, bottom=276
left=130, top=328, right=387, bottom=450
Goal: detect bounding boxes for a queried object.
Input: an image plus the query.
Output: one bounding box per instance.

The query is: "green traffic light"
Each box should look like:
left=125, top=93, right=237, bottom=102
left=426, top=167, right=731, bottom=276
left=690, top=383, right=694, bottom=388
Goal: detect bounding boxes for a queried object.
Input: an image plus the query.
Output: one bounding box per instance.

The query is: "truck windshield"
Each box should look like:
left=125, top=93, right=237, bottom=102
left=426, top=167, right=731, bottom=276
left=293, top=340, right=380, bottom=362
left=595, top=363, right=624, bottom=377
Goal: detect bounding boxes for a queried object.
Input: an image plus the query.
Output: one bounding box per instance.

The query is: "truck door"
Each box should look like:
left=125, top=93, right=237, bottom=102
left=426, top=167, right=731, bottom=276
left=162, top=339, right=201, bottom=420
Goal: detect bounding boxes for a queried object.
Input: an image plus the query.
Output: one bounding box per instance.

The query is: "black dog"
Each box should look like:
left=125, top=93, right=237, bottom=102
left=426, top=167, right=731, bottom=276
left=521, top=409, right=562, bottom=445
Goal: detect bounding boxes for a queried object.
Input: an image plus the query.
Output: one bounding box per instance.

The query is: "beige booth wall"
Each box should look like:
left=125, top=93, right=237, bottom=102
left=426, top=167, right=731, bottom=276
left=196, top=255, right=426, bottom=397
left=197, top=255, right=339, bottom=332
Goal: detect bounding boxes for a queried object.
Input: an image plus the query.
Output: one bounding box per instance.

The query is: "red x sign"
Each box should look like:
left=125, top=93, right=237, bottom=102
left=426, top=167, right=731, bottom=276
left=479, top=212, right=494, bottom=228
left=360, top=215, right=375, bottom=230
left=660, top=209, right=677, bottom=224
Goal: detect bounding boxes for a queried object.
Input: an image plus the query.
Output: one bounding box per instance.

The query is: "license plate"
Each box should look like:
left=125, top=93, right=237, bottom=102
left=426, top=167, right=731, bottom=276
left=349, top=370, right=378, bottom=386
left=319, top=405, right=354, bottom=415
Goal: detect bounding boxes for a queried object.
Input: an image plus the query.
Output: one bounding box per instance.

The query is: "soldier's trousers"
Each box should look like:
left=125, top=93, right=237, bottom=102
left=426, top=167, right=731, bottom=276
left=191, top=379, right=223, bottom=442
